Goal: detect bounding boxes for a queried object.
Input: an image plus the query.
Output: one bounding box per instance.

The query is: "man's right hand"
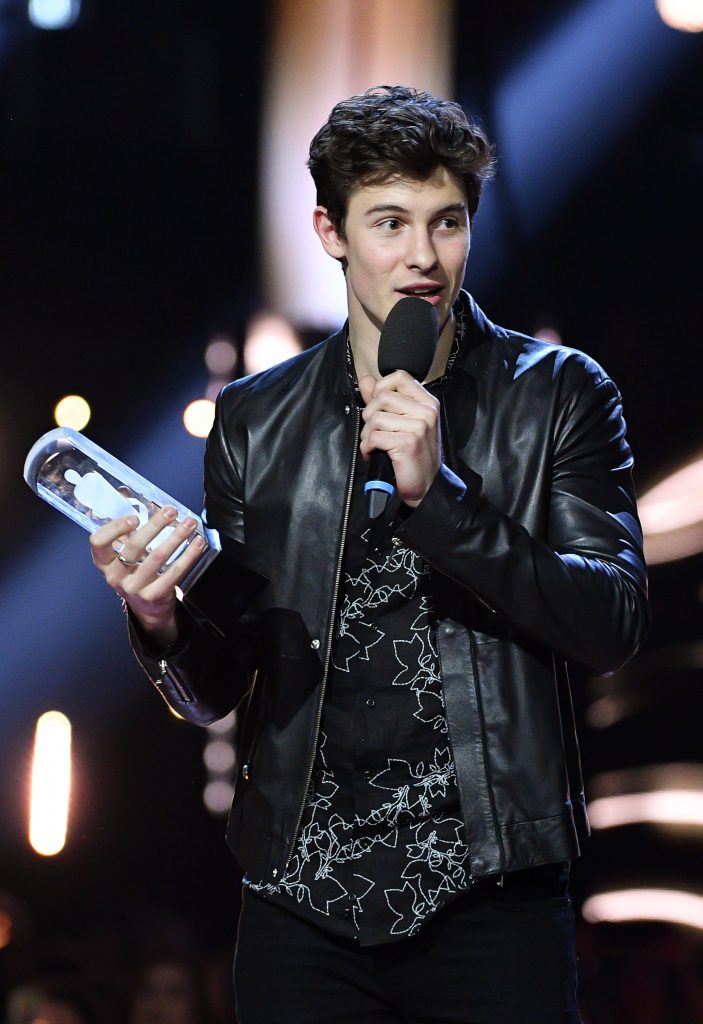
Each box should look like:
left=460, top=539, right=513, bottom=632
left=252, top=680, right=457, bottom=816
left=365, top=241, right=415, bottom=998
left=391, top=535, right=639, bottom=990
left=89, top=506, right=208, bottom=647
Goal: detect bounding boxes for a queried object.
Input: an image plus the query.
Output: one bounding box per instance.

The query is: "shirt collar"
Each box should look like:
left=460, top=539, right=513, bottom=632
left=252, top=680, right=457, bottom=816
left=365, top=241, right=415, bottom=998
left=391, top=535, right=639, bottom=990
left=345, top=292, right=468, bottom=399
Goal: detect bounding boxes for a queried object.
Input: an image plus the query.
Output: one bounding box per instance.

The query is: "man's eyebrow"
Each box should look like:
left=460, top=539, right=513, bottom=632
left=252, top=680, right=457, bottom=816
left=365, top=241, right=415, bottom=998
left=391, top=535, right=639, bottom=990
left=363, top=201, right=467, bottom=218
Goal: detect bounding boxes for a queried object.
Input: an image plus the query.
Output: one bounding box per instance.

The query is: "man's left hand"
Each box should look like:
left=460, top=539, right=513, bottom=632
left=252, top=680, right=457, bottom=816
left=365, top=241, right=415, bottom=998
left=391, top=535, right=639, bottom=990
left=359, top=371, right=441, bottom=508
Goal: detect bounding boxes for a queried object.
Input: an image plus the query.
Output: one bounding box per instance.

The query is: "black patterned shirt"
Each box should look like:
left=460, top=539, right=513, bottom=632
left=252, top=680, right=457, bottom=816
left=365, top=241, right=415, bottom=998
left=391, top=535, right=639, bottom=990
left=245, top=305, right=473, bottom=946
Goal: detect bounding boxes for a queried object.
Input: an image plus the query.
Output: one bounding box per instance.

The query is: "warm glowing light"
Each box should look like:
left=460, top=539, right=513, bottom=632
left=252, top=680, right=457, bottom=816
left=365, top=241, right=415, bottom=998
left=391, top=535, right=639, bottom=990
left=585, top=694, right=631, bottom=729
left=583, top=889, right=703, bottom=930
left=28, top=0, right=80, bottom=29
left=656, top=0, right=703, bottom=32
left=54, top=394, right=91, bottom=431
left=205, top=335, right=238, bottom=376
left=243, top=313, right=303, bottom=374
left=589, top=790, right=703, bottom=830
left=203, top=779, right=234, bottom=815
left=261, top=0, right=452, bottom=327
left=639, top=457, right=703, bottom=531
left=534, top=327, right=563, bottom=346
left=29, top=711, right=72, bottom=856
left=183, top=399, right=215, bottom=438
left=587, top=645, right=703, bottom=727
left=203, top=740, right=236, bottom=774
left=0, top=911, right=12, bottom=950
left=590, top=762, right=703, bottom=797
left=638, top=455, right=703, bottom=563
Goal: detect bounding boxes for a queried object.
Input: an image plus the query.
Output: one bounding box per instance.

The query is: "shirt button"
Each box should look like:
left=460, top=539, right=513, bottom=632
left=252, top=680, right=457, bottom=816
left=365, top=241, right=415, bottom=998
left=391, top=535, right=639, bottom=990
left=392, top=536, right=402, bottom=547
left=310, top=639, right=320, bottom=650
left=366, top=697, right=376, bottom=708
left=363, top=769, right=372, bottom=779
left=343, top=908, right=352, bottom=918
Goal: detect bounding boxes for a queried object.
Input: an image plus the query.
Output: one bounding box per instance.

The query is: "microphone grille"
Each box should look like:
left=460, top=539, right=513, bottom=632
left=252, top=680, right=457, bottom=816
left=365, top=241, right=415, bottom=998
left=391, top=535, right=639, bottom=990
left=378, top=297, right=439, bottom=379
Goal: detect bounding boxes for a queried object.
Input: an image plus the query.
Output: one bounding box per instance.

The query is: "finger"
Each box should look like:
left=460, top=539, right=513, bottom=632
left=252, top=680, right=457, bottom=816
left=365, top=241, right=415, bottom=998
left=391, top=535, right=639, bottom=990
left=113, top=505, right=180, bottom=564
left=370, top=376, right=438, bottom=414
left=111, top=514, right=197, bottom=584
left=137, top=516, right=201, bottom=576
left=90, top=514, right=140, bottom=570
left=360, top=428, right=414, bottom=459
left=372, top=370, right=436, bottom=401
left=358, top=375, right=377, bottom=406
left=119, top=531, right=208, bottom=597
left=360, top=419, right=430, bottom=460
left=363, top=411, right=433, bottom=438
left=362, top=389, right=438, bottom=422
left=154, top=532, right=208, bottom=583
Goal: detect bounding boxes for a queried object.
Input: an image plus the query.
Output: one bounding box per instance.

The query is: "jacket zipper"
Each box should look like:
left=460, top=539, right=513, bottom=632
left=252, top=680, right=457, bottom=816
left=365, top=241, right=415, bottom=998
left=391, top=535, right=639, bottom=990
left=284, top=406, right=359, bottom=871
left=157, top=659, right=193, bottom=703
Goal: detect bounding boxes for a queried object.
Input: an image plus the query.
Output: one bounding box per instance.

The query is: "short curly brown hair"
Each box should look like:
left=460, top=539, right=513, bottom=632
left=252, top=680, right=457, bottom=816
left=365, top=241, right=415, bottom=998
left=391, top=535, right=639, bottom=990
left=308, top=85, right=496, bottom=236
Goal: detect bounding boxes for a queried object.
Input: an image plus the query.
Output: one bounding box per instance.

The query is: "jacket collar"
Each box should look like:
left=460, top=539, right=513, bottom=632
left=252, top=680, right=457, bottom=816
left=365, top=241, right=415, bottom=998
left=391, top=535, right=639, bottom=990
left=322, top=290, right=503, bottom=398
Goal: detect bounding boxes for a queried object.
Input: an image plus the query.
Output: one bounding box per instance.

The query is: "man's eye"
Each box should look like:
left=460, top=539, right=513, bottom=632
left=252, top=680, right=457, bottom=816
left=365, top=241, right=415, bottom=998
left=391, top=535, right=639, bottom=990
left=438, top=217, right=458, bottom=230
left=379, top=219, right=402, bottom=231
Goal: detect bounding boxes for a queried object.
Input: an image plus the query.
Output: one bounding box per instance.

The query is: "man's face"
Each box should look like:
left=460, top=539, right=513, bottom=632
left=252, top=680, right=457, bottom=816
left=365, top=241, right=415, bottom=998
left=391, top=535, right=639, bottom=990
left=332, top=166, right=471, bottom=342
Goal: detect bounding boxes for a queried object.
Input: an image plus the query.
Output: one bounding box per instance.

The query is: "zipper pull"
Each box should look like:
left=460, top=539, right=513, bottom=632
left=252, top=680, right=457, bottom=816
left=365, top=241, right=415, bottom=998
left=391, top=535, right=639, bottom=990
left=156, top=658, right=193, bottom=702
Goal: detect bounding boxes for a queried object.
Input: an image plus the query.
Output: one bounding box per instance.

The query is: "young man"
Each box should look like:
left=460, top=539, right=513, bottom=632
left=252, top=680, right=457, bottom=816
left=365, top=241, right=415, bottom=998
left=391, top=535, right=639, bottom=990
left=91, top=86, right=648, bottom=1023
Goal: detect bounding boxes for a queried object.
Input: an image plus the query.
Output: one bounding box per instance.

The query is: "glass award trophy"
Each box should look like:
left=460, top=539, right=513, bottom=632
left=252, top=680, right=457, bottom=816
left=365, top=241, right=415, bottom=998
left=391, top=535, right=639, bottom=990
left=23, top=426, right=221, bottom=596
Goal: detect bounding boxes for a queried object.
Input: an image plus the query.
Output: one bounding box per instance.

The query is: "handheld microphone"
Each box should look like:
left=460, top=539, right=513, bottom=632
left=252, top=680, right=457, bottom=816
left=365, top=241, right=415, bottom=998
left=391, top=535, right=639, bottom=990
left=365, top=296, right=439, bottom=519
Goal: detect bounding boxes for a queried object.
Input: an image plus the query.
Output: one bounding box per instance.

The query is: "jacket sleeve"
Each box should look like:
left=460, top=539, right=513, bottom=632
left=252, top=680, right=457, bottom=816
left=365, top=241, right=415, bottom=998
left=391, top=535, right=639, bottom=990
left=396, top=366, right=649, bottom=675
left=128, top=388, right=260, bottom=726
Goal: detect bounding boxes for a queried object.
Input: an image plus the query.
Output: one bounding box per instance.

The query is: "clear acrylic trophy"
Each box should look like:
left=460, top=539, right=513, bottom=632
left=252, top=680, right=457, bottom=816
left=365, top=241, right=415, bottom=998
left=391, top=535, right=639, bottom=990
left=23, top=426, right=221, bottom=596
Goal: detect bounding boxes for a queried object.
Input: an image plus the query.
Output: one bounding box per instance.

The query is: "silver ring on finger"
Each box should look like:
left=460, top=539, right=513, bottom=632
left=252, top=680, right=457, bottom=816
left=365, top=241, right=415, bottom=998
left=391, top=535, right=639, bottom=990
left=115, top=551, right=142, bottom=570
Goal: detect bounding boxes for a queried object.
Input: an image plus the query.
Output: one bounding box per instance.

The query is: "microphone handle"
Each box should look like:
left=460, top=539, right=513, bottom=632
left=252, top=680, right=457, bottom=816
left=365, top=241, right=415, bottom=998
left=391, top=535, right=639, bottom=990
left=365, top=449, right=395, bottom=519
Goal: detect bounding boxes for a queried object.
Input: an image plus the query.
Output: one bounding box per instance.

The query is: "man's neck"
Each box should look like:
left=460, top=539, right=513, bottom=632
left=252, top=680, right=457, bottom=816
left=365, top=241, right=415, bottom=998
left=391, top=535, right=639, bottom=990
left=350, top=309, right=457, bottom=383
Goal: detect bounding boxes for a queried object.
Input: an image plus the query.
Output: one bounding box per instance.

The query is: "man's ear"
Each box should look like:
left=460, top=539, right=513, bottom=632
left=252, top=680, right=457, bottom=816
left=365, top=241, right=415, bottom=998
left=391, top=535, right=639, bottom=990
left=313, top=206, right=347, bottom=262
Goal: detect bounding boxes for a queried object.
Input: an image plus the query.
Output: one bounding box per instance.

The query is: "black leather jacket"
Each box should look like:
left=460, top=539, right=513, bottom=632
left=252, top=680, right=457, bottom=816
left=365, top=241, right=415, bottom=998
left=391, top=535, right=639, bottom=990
left=133, top=292, right=649, bottom=884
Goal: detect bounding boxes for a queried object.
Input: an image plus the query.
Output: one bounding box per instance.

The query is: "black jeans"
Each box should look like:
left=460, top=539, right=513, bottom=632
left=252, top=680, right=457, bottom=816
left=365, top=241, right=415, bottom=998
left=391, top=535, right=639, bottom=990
left=233, top=864, right=582, bottom=1023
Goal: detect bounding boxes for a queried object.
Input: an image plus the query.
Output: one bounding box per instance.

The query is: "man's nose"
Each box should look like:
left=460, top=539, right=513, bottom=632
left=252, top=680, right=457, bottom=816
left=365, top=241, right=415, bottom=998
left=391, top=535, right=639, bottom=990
left=405, top=228, right=438, bottom=272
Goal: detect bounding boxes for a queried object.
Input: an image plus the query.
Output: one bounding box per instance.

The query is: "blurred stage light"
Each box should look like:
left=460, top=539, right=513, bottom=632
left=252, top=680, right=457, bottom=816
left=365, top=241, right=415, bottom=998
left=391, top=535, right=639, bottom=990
left=583, top=889, right=703, bottom=929
left=203, top=712, right=236, bottom=816
left=54, top=394, right=91, bottom=431
left=260, top=0, right=453, bottom=328
left=638, top=454, right=703, bottom=563
left=589, top=790, right=703, bottom=829
left=534, top=327, right=563, bottom=346
left=205, top=335, right=237, bottom=376
left=183, top=398, right=215, bottom=438
left=203, top=779, right=234, bottom=815
left=205, top=378, right=228, bottom=402
left=590, top=761, right=703, bottom=795
left=203, top=739, right=236, bottom=774
left=586, top=693, right=632, bottom=729
left=207, top=710, right=236, bottom=734
left=29, top=711, right=71, bottom=857
left=0, top=911, right=11, bottom=950
left=587, top=644, right=703, bottom=728
left=243, top=313, right=303, bottom=375
left=493, top=0, right=698, bottom=234
left=28, top=0, right=80, bottom=30
left=657, top=0, right=703, bottom=31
